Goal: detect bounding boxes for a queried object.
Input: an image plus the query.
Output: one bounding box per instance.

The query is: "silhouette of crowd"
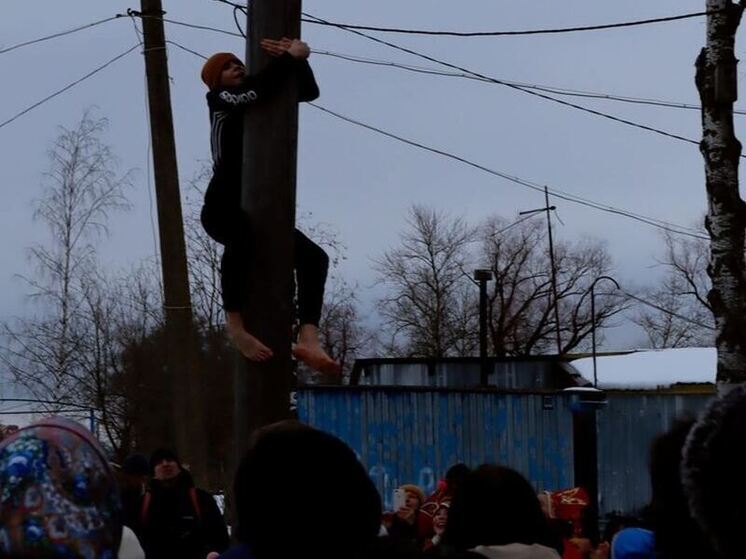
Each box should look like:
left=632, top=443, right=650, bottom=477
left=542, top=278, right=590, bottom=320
left=3, top=386, right=746, bottom=558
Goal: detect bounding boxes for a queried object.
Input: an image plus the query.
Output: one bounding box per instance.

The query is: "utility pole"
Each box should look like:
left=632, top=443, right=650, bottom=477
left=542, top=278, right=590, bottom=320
left=698, top=0, right=746, bottom=392
left=474, top=269, right=494, bottom=386
left=519, top=190, right=562, bottom=354
left=234, top=0, right=301, bottom=460
left=544, top=187, right=562, bottom=355
left=140, top=0, right=208, bottom=480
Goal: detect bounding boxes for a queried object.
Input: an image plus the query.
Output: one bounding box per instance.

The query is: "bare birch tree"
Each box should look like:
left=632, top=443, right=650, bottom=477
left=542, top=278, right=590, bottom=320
left=697, top=1, right=746, bottom=389
left=1, top=111, right=133, bottom=447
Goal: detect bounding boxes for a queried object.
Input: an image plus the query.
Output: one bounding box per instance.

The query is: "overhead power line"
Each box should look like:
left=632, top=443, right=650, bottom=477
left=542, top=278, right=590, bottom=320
left=309, top=103, right=708, bottom=241
left=0, top=43, right=141, bottom=130
left=0, top=15, right=124, bottom=56
left=130, top=11, right=243, bottom=38
left=301, top=10, right=716, bottom=37
left=611, top=290, right=715, bottom=330
left=160, top=33, right=705, bottom=240
left=314, top=50, right=746, bottom=116
left=303, top=12, right=742, bottom=156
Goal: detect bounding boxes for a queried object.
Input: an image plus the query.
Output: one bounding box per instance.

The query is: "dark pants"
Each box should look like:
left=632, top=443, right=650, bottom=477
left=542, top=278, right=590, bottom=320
left=200, top=195, right=329, bottom=327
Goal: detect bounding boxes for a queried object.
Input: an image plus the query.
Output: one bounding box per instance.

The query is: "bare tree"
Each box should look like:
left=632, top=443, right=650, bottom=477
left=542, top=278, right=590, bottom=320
left=1, top=111, right=133, bottom=448
left=479, top=216, right=627, bottom=356
left=375, top=205, right=477, bottom=358
left=184, top=163, right=224, bottom=334
left=633, top=232, right=715, bottom=348
left=697, top=1, right=746, bottom=388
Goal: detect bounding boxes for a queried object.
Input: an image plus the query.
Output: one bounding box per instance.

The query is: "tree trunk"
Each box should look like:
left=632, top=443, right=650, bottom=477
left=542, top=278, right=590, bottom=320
left=698, top=0, right=746, bottom=390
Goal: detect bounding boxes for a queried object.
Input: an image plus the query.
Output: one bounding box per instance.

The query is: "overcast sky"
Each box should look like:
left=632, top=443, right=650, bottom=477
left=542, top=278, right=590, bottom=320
left=0, top=0, right=731, bottom=400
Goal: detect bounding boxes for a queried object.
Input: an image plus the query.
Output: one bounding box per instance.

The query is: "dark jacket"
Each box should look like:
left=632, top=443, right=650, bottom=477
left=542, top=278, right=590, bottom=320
left=205, top=52, right=320, bottom=209
left=139, top=470, right=230, bottom=559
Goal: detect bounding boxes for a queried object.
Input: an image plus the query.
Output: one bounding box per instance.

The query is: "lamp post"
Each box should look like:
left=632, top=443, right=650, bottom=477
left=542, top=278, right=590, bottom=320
left=589, top=275, right=620, bottom=388
left=474, top=269, right=494, bottom=386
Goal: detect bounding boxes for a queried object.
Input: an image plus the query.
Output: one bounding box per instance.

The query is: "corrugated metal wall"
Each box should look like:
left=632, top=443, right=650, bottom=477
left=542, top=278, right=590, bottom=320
left=596, top=392, right=712, bottom=517
left=298, top=388, right=574, bottom=510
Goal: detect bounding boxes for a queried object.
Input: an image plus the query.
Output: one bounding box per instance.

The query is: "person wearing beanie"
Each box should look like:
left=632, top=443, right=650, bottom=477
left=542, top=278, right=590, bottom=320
left=220, top=420, right=382, bottom=559
left=199, top=37, right=340, bottom=375
left=0, top=416, right=123, bottom=558
left=138, top=448, right=229, bottom=559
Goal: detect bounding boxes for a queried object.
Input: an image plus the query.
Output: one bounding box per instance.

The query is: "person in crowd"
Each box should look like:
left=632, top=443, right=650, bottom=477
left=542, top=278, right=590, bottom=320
left=0, top=416, right=123, bottom=558
left=682, top=385, right=746, bottom=559
left=117, top=452, right=150, bottom=532
left=387, top=484, right=426, bottom=544
left=220, top=420, right=382, bottom=559
left=440, top=464, right=562, bottom=558
left=423, top=500, right=451, bottom=551
left=419, top=464, right=470, bottom=542
left=139, top=448, right=229, bottom=559
left=611, top=418, right=719, bottom=559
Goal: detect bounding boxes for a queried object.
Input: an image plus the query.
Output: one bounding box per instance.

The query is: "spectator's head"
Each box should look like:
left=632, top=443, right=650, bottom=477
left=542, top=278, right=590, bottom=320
left=150, top=448, right=181, bottom=481
left=443, top=465, right=556, bottom=551
left=683, top=386, right=746, bottom=559
left=233, top=420, right=382, bottom=559
left=432, top=501, right=450, bottom=536
left=0, top=416, right=122, bottom=558
left=647, top=417, right=718, bottom=559
left=122, top=452, right=149, bottom=479
left=399, top=484, right=425, bottom=511
left=445, top=463, right=470, bottom=495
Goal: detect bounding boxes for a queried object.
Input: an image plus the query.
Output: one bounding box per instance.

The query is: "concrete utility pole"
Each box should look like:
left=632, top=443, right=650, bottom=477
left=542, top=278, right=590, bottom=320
left=140, top=0, right=208, bottom=479
left=234, top=0, right=301, bottom=459
left=697, top=0, right=746, bottom=391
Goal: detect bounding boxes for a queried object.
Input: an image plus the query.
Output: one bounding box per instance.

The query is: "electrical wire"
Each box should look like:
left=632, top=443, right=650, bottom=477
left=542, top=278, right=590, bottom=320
left=607, top=290, right=716, bottom=330
left=309, top=103, right=708, bottom=241
left=133, top=12, right=243, bottom=38
left=303, top=13, right=728, bottom=155
left=157, top=34, right=706, bottom=240
left=167, top=40, right=208, bottom=59
left=0, top=15, right=124, bottom=56
left=313, top=50, right=746, bottom=116
left=211, top=0, right=716, bottom=37
left=0, top=43, right=141, bottom=131
left=300, top=10, right=717, bottom=37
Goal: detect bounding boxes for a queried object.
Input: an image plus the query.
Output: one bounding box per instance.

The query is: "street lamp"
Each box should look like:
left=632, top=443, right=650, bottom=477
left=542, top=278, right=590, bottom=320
left=474, top=269, right=494, bottom=386
left=588, top=275, right=620, bottom=388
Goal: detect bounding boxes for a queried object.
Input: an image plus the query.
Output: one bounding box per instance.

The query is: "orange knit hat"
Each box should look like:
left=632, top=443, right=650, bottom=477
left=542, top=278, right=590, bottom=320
left=201, top=52, right=242, bottom=90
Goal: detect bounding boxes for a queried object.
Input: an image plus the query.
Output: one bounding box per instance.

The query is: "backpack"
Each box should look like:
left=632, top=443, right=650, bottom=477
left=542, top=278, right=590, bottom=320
left=140, top=486, right=202, bottom=525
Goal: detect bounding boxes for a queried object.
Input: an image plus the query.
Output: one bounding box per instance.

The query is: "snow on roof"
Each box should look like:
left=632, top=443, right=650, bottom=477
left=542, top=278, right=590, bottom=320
left=569, top=347, right=716, bottom=390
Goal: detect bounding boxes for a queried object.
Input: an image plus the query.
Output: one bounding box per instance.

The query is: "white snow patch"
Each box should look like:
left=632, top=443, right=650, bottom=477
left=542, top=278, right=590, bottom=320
left=569, top=347, right=716, bottom=390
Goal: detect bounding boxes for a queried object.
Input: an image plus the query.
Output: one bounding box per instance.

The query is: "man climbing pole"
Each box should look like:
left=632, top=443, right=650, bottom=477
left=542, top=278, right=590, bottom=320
left=199, top=38, right=341, bottom=376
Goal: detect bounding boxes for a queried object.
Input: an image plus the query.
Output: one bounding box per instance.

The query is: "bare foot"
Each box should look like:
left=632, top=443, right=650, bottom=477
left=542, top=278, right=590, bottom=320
left=225, top=312, right=273, bottom=361
left=293, top=343, right=341, bottom=375
left=293, top=323, right=342, bottom=375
